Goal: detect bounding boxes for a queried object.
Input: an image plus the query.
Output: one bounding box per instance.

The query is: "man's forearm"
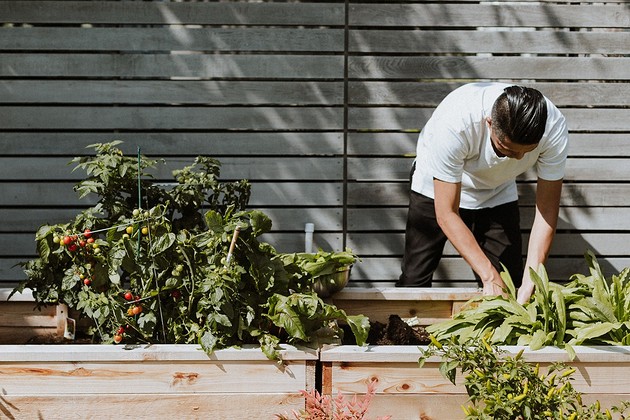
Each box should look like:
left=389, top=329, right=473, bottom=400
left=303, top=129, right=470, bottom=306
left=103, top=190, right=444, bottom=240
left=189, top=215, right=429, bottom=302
left=524, top=214, right=556, bottom=278
left=518, top=178, right=562, bottom=303
left=437, top=211, right=498, bottom=283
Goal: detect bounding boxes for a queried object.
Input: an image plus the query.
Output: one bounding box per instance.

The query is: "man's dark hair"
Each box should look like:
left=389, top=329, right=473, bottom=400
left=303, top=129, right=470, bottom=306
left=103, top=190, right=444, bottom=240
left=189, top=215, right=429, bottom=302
left=491, top=85, right=548, bottom=145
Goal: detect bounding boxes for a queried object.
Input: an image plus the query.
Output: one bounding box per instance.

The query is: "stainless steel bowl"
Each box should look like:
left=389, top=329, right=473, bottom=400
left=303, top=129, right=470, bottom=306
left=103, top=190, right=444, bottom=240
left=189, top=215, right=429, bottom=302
left=313, top=266, right=351, bottom=298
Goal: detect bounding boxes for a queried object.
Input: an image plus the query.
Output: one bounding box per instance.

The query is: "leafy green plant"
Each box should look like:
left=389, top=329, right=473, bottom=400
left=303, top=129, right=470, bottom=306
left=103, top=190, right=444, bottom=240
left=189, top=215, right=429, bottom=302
left=282, top=249, right=358, bottom=279
left=281, top=248, right=359, bottom=297
left=563, top=252, right=630, bottom=346
left=419, top=335, right=630, bottom=419
left=13, top=141, right=369, bottom=359
left=427, top=251, right=630, bottom=356
left=275, top=380, right=391, bottom=420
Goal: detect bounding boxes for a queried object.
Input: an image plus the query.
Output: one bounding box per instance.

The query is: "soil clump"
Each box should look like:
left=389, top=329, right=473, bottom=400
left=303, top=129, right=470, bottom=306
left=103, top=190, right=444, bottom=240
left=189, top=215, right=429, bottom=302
left=343, top=314, right=430, bottom=345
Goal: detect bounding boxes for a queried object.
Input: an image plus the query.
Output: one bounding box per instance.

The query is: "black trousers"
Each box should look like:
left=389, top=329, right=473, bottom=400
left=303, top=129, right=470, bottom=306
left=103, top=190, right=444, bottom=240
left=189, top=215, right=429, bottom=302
left=397, top=190, right=524, bottom=288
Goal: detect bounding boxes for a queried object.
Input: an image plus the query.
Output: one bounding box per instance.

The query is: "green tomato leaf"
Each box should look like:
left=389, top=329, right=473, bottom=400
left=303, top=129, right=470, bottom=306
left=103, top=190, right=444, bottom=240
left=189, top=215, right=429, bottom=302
left=151, top=232, right=176, bottom=255
left=199, top=330, right=219, bottom=354
left=204, top=210, right=224, bottom=233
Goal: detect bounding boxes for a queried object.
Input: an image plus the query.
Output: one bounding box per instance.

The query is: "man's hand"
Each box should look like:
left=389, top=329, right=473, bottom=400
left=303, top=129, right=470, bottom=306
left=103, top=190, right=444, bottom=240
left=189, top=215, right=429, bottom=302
left=482, top=271, right=507, bottom=298
left=516, top=275, right=535, bottom=304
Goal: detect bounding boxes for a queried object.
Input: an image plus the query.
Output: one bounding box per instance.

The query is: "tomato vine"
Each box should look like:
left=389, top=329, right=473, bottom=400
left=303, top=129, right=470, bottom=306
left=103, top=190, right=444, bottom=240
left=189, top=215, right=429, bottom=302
left=13, top=141, right=369, bottom=360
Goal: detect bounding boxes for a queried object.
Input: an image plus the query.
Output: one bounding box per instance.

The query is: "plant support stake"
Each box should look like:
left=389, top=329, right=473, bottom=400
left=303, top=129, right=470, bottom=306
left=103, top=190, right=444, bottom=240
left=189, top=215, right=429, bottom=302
left=136, top=146, right=142, bottom=257
left=225, top=226, right=241, bottom=265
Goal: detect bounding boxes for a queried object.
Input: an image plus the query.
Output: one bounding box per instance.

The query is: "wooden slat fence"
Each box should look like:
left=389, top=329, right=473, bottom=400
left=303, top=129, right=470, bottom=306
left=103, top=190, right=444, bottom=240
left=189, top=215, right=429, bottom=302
left=1, top=1, right=629, bottom=288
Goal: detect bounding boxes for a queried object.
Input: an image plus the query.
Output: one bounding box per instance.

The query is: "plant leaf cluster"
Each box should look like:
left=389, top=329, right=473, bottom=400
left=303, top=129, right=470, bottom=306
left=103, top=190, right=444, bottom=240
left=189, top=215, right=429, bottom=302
left=275, top=380, right=392, bottom=420
left=427, top=251, right=630, bottom=356
left=13, top=142, right=369, bottom=360
left=419, top=336, right=630, bottom=419
left=281, top=249, right=359, bottom=279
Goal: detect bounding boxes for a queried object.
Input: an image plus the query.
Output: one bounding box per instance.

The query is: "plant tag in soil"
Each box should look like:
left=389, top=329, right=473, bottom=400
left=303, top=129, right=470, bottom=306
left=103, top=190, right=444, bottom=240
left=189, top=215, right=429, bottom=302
left=64, top=317, right=76, bottom=340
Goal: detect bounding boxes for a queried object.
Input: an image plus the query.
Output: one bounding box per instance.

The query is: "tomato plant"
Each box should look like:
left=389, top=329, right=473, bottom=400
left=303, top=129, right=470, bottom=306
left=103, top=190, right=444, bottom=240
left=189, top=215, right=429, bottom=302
left=13, top=141, right=369, bottom=360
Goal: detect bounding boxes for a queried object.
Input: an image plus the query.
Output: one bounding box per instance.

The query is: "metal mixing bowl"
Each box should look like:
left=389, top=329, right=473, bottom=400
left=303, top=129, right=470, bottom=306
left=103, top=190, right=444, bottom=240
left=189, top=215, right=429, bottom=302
left=312, top=266, right=351, bottom=298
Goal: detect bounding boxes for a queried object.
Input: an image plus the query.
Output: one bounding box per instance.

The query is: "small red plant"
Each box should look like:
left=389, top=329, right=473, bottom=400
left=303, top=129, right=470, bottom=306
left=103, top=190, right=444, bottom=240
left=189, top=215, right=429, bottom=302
left=275, top=380, right=391, bottom=420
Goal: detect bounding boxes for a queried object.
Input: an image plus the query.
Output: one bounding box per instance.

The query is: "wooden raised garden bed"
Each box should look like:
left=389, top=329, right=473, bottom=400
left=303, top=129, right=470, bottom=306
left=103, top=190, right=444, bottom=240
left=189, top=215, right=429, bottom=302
left=0, top=343, right=317, bottom=419
left=0, top=289, right=68, bottom=344
left=330, top=287, right=481, bottom=325
left=320, top=345, right=630, bottom=419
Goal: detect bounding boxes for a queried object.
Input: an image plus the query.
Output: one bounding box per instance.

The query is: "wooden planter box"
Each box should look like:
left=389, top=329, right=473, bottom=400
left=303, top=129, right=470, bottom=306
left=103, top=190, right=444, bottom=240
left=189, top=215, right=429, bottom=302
left=0, top=343, right=317, bottom=419
left=321, top=345, right=630, bottom=419
left=330, top=287, right=481, bottom=326
left=0, top=289, right=68, bottom=343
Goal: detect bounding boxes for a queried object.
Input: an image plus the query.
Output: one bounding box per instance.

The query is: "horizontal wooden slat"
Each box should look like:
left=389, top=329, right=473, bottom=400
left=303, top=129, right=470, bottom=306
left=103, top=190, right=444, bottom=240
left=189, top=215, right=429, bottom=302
left=346, top=157, right=630, bottom=183
left=347, top=232, right=630, bottom=258
left=348, top=107, right=630, bottom=131
left=0, top=362, right=306, bottom=394
left=347, top=133, right=630, bottom=157
left=0, top=157, right=344, bottom=181
left=348, top=182, right=630, bottom=207
left=350, top=30, right=630, bottom=54
left=0, top=1, right=345, bottom=26
left=348, top=56, right=630, bottom=81
left=332, top=287, right=474, bottom=326
left=0, top=132, right=344, bottom=156
left=0, top=302, right=57, bottom=328
left=0, top=106, right=344, bottom=130
left=347, top=207, right=630, bottom=232
left=0, top=393, right=306, bottom=420
left=349, top=4, right=630, bottom=28
left=0, top=53, right=344, bottom=79
left=349, top=82, right=630, bottom=107
left=348, top=0, right=630, bottom=3
left=348, top=256, right=628, bottom=283
left=0, top=27, right=344, bottom=52
left=0, top=81, right=344, bottom=105
left=0, top=182, right=343, bottom=207
left=3, top=207, right=343, bottom=234
left=0, top=343, right=316, bottom=362
left=0, top=207, right=343, bottom=233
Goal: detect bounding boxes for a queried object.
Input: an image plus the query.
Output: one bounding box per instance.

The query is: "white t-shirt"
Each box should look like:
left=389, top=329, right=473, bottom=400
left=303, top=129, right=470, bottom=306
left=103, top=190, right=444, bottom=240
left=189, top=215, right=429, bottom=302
left=411, top=83, right=569, bottom=209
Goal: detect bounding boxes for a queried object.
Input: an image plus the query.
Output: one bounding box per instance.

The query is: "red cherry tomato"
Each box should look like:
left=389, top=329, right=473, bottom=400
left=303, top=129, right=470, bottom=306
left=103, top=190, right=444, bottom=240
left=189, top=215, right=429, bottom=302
left=83, top=229, right=92, bottom=238
left=124, top=291, right=133, bottom=301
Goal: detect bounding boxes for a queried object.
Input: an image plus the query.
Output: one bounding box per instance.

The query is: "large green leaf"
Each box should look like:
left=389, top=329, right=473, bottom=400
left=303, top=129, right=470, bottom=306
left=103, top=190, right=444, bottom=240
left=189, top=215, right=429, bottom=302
left=151, top=232, right=176, bottom=254
left=550, top=283, right=567, bottom=344
left=346, top=314, right=370, bottom=346
left=572, top=322, right=617, bottom=344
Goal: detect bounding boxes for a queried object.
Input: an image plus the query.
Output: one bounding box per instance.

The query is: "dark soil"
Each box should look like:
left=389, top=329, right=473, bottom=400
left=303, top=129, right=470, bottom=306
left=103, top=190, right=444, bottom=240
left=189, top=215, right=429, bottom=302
left=344, top=314, right=431, bottom=345
left=25, top=333, right=93, bottom=344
